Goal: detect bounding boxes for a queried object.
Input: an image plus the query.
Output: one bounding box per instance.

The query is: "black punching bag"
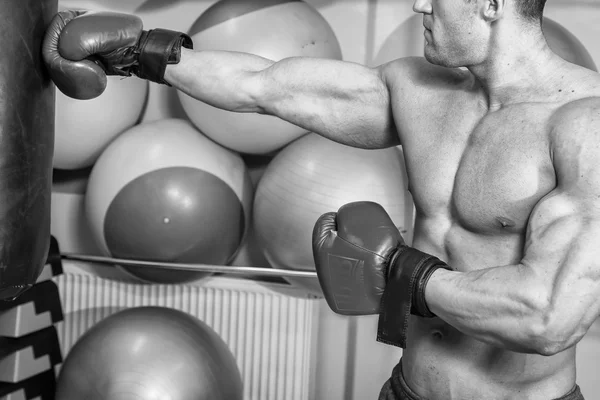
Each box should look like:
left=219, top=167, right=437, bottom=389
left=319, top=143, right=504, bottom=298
left=0, top=0, right=57, bottom=299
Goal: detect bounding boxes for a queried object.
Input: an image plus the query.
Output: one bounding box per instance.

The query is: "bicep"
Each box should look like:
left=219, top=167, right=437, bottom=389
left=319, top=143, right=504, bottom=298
left=255, top=57, right=399, bottom=149
left=521, top=192, right=600, bottom=342
left=522, top=103, right=600, bottom=341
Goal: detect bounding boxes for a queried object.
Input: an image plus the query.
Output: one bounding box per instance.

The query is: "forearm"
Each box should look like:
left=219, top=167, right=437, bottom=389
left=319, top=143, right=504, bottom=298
left=164, top=47, right=273, bottom=112
left=424, top=265, right=551, bottom=354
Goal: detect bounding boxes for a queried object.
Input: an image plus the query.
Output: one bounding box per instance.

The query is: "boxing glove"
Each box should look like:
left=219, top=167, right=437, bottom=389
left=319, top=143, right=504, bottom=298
left=312, top=201, right=452, bottom=348
left=42, top=10, right=193, bottom=100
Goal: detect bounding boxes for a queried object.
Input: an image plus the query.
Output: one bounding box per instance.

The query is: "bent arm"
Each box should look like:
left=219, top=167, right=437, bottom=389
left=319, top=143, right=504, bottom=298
left=425, top=100, right=600, bottom=355
left=164, top=48, right=399, bottom=149
left=426, top=203, right=600, bottom=356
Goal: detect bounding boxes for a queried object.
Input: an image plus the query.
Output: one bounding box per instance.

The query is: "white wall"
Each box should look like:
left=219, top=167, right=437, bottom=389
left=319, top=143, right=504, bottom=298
left=54, top=0, right=600, bottom=399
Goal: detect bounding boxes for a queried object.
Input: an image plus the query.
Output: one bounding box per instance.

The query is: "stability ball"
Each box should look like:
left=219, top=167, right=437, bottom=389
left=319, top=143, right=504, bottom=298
left=253, top=134, right=414, bottom=295
left=373, top=16, right=597, bottom=71
left=55, top=307, right=243, bottom=400
left=85, top=118, right=253, bottom=283
left=372, top=14, right=425, bottom=66
left=543, top=18, right=597, bottom=71
left=54, top=76, right=149, bottom=170
left=177, top=0, right=343, bottom=155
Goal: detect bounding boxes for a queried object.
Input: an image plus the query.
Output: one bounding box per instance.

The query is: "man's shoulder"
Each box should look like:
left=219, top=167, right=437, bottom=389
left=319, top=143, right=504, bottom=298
left=551, top=67, right=600, bottom=120
left=549, top=96, right=600, bottom=157
left=549, top=95, right=600, bottom=201
left=379, top=57, right=470, bottom=92
left=552, top=96, right=600, bottom=131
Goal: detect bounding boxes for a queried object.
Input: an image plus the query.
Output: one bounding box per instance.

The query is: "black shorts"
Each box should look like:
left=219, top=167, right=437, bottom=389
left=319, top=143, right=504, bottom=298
left=378, top=361, right=584, bottom=400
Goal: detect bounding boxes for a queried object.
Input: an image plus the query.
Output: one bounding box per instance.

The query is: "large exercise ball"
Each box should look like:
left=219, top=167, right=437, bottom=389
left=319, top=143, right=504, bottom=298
left=253, top=134, right=414, bottom=295
left=543, top=18, right=597, bottom=71
left=55, top=307, right=243, bottom=400
left=85, top=118, right=253, bottom=283
left=374, top=16, right=597, bottom=71
left=177, top=0, right=343, bottom=155
left=54, top=76, right=148, bottom=170
left=372, top=14, right=424, bottom=66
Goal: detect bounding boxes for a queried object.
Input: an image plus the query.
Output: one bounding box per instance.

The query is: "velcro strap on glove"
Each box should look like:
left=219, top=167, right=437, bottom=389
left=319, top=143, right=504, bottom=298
left=136, top=28, right=193, bottom=85
left=376, top=247, right=451, bottom=348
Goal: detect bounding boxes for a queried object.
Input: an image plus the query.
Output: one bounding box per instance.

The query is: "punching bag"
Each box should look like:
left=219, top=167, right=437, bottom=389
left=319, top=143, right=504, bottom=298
left=0, top=0, right=57, bottom=300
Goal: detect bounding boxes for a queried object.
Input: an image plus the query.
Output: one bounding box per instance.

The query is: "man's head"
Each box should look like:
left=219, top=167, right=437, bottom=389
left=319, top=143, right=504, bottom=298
left=414, top=0, right=547, bottom=68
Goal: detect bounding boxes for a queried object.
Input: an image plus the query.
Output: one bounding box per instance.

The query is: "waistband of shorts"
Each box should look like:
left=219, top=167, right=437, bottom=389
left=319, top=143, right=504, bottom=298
left=391, top=359, right=584, bottom=400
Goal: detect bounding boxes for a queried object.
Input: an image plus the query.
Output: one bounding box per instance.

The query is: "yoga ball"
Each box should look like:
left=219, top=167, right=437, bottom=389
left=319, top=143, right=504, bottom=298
left=372, top=14, right=424, bottom=66
left=85, top=118, right=253, bottom=283
left=55, top=307, right=243, bottom=400
left=543, top=18, right=597, bottom=71
left=54, top=76, right=149, bottom=170
left=178, top=0, right=343, bottom=155
left=374, top=15, right=597, bottom=71
left=253, top=134, right=414, bottom=295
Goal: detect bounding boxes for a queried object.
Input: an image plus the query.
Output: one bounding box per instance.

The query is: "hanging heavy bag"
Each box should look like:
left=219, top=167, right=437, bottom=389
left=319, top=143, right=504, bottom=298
left=0, top=0, right=57, bottom=300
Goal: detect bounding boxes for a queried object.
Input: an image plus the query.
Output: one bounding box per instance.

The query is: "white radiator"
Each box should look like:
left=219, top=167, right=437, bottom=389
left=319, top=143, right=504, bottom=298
left=53, top=270, right=319, bottom=400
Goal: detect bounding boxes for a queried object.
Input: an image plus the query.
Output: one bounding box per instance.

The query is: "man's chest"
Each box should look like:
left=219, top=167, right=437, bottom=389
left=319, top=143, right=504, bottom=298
left=401, top=105, right=557, bottom=234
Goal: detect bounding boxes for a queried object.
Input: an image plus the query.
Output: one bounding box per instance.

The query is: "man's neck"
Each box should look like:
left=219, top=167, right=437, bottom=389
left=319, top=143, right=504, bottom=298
left=467, top=26, right=564, bottom=111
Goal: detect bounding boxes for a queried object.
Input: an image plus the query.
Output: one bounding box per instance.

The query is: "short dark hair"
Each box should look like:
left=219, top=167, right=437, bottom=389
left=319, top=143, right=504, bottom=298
left=514, top=0, right=547, bottom=22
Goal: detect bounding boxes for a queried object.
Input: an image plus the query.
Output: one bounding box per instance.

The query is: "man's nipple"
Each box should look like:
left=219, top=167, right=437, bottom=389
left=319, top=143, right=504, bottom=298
left=496, top=216, right=516, bottom=229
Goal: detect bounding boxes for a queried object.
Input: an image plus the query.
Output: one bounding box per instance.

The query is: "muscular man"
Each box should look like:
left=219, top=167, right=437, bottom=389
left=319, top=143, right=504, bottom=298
left=43, top=0, right=600, bottom=399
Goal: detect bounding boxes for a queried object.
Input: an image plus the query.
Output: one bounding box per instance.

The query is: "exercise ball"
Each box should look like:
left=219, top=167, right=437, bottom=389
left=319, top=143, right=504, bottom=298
left=373, top=16, right=597, bottom=71
left=177, top=0, right=343, bottom=155
left=85, top=118, right=253, bottom=283
left=253, top=134, right=414, bottom=295
left=55, top=307, right=243, bottom=400
left=372, top=14, right=424, bottom=66
left=54, top=76, right=148, bottom=170
left=543, top=18, right=597, bottom=71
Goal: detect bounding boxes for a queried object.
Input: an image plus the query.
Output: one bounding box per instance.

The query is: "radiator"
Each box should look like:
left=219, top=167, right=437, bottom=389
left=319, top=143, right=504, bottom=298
left=53, top=270, right=319, bottom=400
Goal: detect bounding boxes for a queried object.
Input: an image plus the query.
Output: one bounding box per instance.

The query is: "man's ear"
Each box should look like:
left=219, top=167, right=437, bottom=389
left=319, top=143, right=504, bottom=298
left=480, top=0, right=505, bottom=22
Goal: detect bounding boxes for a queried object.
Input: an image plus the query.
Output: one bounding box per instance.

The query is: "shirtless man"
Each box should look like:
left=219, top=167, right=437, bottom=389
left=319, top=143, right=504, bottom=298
left=43, top=0, right=600, bottom=398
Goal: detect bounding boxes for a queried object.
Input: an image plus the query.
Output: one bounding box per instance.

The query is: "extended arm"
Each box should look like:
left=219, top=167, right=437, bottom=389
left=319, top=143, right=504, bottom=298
left=43, top=10, right=400, bottom=150
left=426, top=100, right=600, bottom=355
left=164, top=48, right=398, bottom=149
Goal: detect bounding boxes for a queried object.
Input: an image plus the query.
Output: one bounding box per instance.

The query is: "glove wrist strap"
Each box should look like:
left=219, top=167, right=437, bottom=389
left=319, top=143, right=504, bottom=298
left=135, top=28, right=193, bottom=85
left=376, top=247, right=451, bottom=348
left=413, top=260, right=442, bottom=318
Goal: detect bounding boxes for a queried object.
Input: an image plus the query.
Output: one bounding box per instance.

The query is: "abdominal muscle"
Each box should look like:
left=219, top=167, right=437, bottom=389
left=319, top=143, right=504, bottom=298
left=398, top=219, right=577, bottom=400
